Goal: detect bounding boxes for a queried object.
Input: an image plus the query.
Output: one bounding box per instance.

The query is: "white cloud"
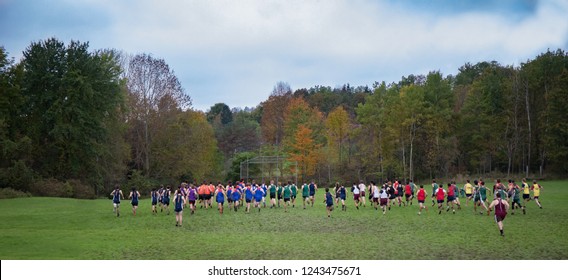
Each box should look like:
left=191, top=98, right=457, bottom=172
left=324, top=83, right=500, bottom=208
left=4, top=0, right=567, bottom=110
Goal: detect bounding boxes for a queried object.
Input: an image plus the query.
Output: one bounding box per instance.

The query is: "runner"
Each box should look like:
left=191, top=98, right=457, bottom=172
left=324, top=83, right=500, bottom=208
left=187, top=184, right=197, bottom=215
left=521, top=178, right=531, bottom=204
left=510, top=181, right=526, bottom=215
left=507, top=180, right=515, bottom=204
left=371, top=181, right=380, bottom=210
left=157, top=185, right=164, bottom=212
left=335, top=182, right=341, bottom=205
left=254, top=184, right=265, bottom=212
left=337, top=182, right=347, bottom=211
left=431, top=180, right=439, bottom=207
left=162, top=185, right=171, bottom=215
left=324, top=188, right=334, bottom=218
left=417, top=185, right=427, bottom=215
left=396, top=181, right=405, bottom=207
left=110, top=185, right=124, bottom=217
left=352, top=181, right=361, bottom=210
left=276, top=182, right=284, bottom=208
left=173, top=187, right=186, bottom=227
left=290, top=181, right=298, bottom=208
left=379, top=184, right=389, bottom=215
left=283, top=182, right=292, bottom=213
left=493, top=179, right=508, bottom=201
left=301, top=181, right=310, bottom=209
left=214, top=184, right=226, bottom=215
left=445, top=183, right=457, bottom=214
left=464, top=179, right=474, bottom=206
left=309, top=181, right=318, bottom=207
left=436, top=184, right=446, bottom=214
left=208, top=182, right=215, bottom=208
left=244, top=183, right=254, bottom=213
left=451, top=181, right=462, bottom=207
left=531, top=180, right=543, bottom=209
left=269, top=180, right=277, bottom=209
left=409, top=180, right=416, bottom=204
left=231, top=184, right=242, bottom=212
left=198, top=182, right=207, bottom=209
left=488, top=192, right=509, bottom=237
left=128, top=187, right=141, bottom=216
left=387, top=181, right=397, bottom=210
left=261, top=182, right=268, bottom=208
left=150, top=188, right=158, bottom=214
left=474, top=181, right=490, bottom=215
left=358, top=180, right=367, bottom=207
left=404, top=182, right=412, bottom=206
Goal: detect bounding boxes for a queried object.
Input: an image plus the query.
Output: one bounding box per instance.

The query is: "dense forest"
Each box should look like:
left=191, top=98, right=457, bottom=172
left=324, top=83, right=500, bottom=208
left=1, top=38, right=567, bottom=198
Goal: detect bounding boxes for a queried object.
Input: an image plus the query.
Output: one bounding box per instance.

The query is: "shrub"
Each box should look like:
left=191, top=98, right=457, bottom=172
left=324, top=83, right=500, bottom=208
left=30, top=178, right=71, bottom=197
left=67, top=179, right=96, bottom=199
left=0, top=188, right=32, bottom=199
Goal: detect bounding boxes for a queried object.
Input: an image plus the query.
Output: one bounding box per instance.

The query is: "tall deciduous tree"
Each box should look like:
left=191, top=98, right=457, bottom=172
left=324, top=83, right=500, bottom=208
left=125, top=53, right=191, bottom=175
left=289, top=125, right=320, bottom=181
left=260, top=82, right=292, bottom=146
left=325, top=106, right=350, bottom=173
left=18, top=38, right=126, bottom=185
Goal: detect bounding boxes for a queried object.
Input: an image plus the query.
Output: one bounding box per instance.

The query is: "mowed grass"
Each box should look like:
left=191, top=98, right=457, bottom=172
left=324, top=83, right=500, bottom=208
left=1, top=181, right=567, bottom=260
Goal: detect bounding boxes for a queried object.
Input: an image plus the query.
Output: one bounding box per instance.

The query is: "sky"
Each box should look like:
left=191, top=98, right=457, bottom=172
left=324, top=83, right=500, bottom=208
left=1, top=0, right=568, bottom=111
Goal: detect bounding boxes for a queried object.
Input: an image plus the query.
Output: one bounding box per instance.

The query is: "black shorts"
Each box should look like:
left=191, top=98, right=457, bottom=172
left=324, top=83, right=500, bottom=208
left=284, top=198, right=290, bottom=202
left=405, top=194, right=411, bottom=199
left=131, top=202, right=138, bottom=206
left=418, top=200, right=425, bottom=203
left=270, top=193, right=276, bottom=199
left=245, top=199, right=252, bottom=203
left=437, top=199, right=444, bottom=204
left=447, top=196, right=455, bottom=202
left=523, top=194, right=530, bottom=199
left=466, top=194, right=472, bottom=198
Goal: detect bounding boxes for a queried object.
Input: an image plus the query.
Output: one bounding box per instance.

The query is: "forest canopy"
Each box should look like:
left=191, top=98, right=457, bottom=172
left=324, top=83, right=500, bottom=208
left=1, top=38, right=567, bottom=197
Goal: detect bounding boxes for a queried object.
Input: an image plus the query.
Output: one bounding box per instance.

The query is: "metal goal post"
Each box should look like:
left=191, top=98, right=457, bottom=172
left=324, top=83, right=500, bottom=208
left=239, top=156, right=298, bottom=185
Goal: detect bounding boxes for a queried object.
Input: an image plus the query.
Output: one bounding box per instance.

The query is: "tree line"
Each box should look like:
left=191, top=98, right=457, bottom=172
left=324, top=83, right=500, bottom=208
left=1, top=38, right=567, bottom=198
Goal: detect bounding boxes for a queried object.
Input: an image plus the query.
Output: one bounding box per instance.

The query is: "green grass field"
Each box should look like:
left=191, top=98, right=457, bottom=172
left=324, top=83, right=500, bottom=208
left=1, top=181, right=567, bottom=260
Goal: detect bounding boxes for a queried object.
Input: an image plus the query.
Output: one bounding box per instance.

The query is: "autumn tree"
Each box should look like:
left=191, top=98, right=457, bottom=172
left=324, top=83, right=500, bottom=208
left=325, top=106, right=350, bottom=175
left=125, top=53, right=191, bottom=175
left=288, top=125, right=320, bottom=181
left=260, top=82, right=292, bottom=146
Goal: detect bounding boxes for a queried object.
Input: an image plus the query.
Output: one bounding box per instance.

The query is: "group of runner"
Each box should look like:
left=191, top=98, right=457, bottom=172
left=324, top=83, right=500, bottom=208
left=109, top=177, right=544, bottom=236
